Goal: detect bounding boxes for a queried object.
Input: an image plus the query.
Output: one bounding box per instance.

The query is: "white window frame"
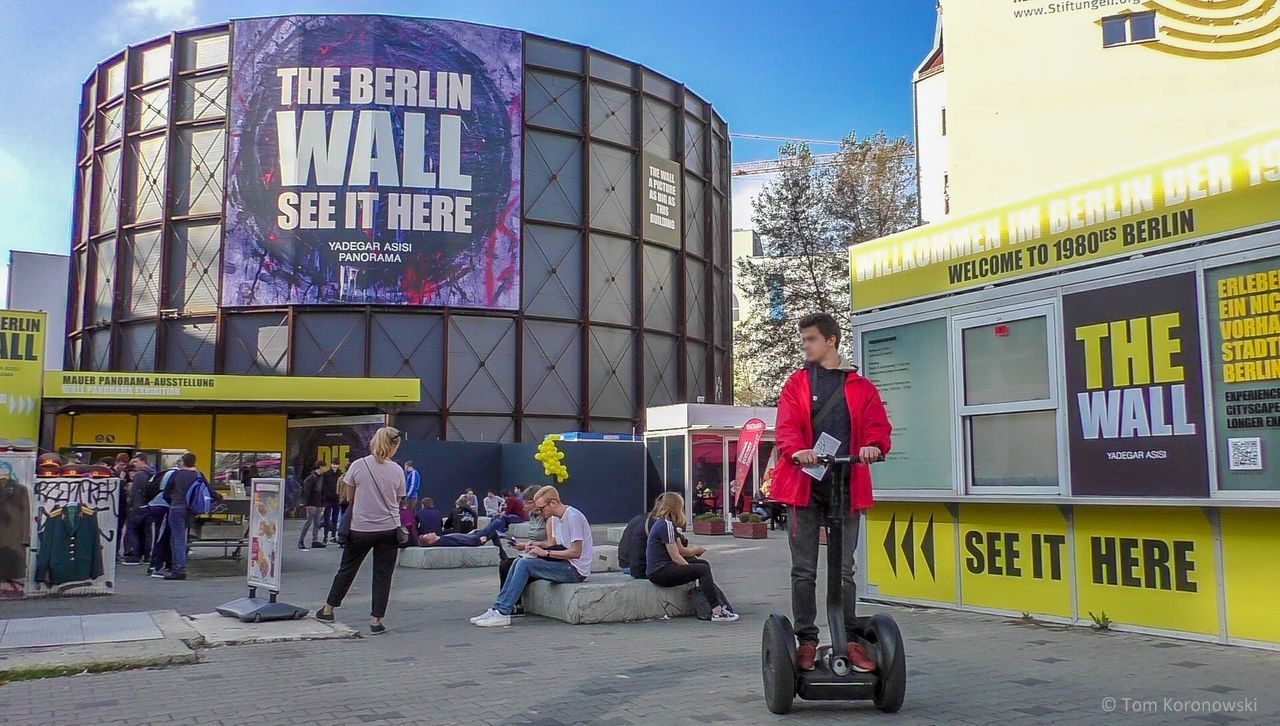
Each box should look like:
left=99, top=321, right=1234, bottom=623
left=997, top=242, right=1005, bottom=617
left=951, top=301, right=1066, bottom=496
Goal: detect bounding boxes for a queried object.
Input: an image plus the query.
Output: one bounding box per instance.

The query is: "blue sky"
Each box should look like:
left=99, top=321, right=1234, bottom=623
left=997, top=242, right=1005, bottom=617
left=0, top=0, right=937, bottom=291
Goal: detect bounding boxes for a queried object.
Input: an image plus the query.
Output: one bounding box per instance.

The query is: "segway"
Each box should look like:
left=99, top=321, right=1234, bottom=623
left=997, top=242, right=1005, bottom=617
left=761, top=454, right=907, bottom=714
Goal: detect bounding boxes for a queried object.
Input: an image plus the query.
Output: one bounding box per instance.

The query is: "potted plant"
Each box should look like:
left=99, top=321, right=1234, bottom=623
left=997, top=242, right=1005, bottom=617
left=733, top=513, right=768, bottom=539
left=692, top=512, right=727, bottom=536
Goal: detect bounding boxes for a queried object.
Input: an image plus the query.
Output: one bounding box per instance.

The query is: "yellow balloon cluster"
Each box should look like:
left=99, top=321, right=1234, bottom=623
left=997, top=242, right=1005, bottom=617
left=534, top=435, right=569, bottom=483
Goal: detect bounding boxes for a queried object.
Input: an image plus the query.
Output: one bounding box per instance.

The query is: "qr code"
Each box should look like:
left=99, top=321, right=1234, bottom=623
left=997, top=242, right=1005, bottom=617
left=1228, top=438, right=1263, bottom=471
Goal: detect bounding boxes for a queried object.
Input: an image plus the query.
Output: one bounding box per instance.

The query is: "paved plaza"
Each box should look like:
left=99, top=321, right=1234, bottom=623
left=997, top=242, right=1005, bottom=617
left=1, top=526, right=1278, bottom=725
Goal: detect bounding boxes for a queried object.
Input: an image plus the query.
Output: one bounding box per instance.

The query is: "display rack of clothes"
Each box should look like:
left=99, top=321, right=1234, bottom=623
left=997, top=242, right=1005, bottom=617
left=33, top=503, right=104, bottom=587
left=0, top=475, right=30, bottom=582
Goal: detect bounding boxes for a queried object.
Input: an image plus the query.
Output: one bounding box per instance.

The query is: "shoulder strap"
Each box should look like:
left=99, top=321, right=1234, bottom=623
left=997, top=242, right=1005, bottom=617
left=809, top=365, right=847, bottom=433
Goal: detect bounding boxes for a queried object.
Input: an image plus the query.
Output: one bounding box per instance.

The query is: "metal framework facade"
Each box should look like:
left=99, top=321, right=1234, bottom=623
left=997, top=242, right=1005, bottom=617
left=67, top=23, right=733, bottom=442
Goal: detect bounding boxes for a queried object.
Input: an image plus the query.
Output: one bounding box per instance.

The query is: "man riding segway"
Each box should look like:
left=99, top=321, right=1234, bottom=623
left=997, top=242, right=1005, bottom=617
left=771, top=312, right=892, bottom=675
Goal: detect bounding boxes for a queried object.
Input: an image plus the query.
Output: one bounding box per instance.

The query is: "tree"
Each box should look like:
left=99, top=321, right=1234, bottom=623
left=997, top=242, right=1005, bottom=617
left=733, top=133, right=918, bottom=404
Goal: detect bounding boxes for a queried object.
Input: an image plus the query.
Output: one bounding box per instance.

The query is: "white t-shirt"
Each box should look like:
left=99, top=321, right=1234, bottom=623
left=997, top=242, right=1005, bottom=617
left=550, top=506, right=593, bottom=578
left=484, top=495, right=504, bottom=516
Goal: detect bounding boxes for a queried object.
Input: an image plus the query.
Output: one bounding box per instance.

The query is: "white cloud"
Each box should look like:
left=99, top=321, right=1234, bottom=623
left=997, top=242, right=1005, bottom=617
left=122, top=0, right=198, bottom=26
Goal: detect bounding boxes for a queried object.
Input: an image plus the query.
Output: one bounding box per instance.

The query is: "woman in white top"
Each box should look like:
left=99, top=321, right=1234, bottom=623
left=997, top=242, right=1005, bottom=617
left=316, top=427, right=405, bottom=635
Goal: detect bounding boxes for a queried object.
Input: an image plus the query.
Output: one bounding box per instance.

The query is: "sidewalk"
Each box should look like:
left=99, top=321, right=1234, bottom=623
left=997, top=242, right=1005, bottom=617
left=1, top=525, right=1277, bottom=724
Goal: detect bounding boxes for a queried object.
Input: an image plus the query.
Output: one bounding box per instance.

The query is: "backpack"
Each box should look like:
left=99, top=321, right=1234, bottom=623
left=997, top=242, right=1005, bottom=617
left=185, top=473, right=214, bottom=515
left=618, top=513, right=650, bottom=579
left=691, top=587, right=713, bottom=621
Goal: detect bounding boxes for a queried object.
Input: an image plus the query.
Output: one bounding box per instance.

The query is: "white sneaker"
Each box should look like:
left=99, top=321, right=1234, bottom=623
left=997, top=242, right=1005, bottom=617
left=712, top=609, right=740, bottom=623
left=475, top=611, right=512, bottom=628
left=470, top=609, right=497, bottom=624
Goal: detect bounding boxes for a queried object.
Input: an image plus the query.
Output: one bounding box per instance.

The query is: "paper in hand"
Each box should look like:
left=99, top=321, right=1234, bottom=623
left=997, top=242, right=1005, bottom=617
left=803, top=432, right=841, bottom=480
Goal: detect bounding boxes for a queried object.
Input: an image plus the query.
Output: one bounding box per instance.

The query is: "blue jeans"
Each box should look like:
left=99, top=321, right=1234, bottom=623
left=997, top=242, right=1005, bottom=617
left=492, top=557, right=582, bottom=615
left=478, top=514, right=520, bottom=540
left=169, top=508, right=191, bottom=574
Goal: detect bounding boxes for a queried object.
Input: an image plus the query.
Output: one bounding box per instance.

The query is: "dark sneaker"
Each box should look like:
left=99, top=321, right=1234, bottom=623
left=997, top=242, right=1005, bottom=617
left=512, top=604, right=525, bottom=617
left=298, top=542, right=307, bottom=550
left=370, top=623, right=387, bottom=635
left=163, top=572, right=187, bottom=581
left=150, top=570, right=170, bottom=579
left=848, top=642, right=878, bottom=673
left=796, top=643, right=817, bottom=672
left=121, top=557, right=142, bottom=565
left=315, top=609, right=335, bottom=623
left=311, top=542, right=327, bottom=549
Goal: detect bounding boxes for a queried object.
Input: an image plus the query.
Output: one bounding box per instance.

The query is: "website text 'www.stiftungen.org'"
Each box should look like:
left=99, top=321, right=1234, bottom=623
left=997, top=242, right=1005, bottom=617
left=1012, top=0, right=1144, bottom=19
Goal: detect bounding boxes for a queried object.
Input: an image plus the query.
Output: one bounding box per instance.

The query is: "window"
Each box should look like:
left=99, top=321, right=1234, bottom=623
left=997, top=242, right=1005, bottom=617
left=954, top=305, right=1062, bottom=493
left=767, top=275, right=785, bottom=322
left=732, top=293, right=740, bottom=322
left=1102, top=12, right=1157, bottom=48
left=941, top=107, right=947, bottom=136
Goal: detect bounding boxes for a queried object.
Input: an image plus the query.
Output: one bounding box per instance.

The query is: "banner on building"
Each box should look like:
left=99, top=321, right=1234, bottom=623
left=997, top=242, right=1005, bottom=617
left=1205, top=257, right=1280, bottom=491
left=851, top=126, right=1280, bottom=311
left=247, top=478, right=285, bottom=591
left=1063, top=273, right=1210, bottom=496
left=286, top=415, right=387, bottom=490
left=643, top=153, right=683, bottom=248
left=866, top=501, right=957, bottom=604
left=732, top=418, right=765, bottom=506
left=959, top=504, right=1072, bottom=618
left=44, top=372, right=418, bottom=404
left=0, top=310, right=46, bottom=445
left=224, top=16, right=523, bottom=309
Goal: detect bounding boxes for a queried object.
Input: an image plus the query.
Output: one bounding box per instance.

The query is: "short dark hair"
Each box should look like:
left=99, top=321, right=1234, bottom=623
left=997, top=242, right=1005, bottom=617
left=133, top=453, right=149, bottom=464
left=405, top=460, right=414, bottom=467
left=798, top=312, right=841, bottom=346
left=500, top=489, right=511, bottom=497
left=421, top=497, right=434, bottom=508
left=314, top=460, right=326, bottom=470
left=181, top=452, right=197, bottom=468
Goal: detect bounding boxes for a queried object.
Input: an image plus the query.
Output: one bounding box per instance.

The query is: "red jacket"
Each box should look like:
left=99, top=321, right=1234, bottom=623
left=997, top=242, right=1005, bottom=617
left=771, top=365, right=893, bottom=512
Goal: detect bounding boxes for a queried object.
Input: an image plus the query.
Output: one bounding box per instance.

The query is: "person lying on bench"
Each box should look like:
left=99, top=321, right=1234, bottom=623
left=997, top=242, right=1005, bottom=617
left=419, top=532, right=493, bottom=547
left=472, top=486, right=592, bottom=628
left=646, top=493, right=739, bottom=622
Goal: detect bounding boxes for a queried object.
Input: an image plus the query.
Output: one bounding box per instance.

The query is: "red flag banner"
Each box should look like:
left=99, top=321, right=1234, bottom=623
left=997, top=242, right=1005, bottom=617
left=733, top=418, right=767, bottom=508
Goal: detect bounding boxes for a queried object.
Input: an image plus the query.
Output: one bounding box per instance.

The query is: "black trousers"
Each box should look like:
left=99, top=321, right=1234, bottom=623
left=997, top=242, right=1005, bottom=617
left=648, top=557, right=728, bottom=608
left=322, top=503, right=340, bottom=538
left=325, top=529, right=398, bottom=618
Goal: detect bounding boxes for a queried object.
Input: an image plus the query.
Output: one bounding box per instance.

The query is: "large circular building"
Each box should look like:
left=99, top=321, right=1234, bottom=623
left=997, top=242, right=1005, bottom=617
left=60, top=16, right=732, bottom=452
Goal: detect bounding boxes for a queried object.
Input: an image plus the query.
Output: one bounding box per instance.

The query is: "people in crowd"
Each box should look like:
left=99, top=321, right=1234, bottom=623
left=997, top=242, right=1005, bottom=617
left=618, top=508, right=654, bottom=579
left=404, top=460, right=421, bottom=509
left=462, top=488, right=479, bottom=514
left=504, top=488, right=527, bottom=521
left=152, top=452, right=219, bottom=581
left=398, top=497, right=419, bottom=546
left=483, top=490, right=503, bottom=518
left=496, top=485, right=547, bottom=614
left=445, top=496, right=478, bottom=534
left=114, top=453, right=131, bottom=549
left=121, top=454, right=159, bottom=565
left=645, top=493, right=738, bottom=622
left=415, top=497, right=444, bottom=536
left=322, top=461, right=342, bottom=543
left=472, top=486, right=592, bottom=628
left=317, top=427, right=406, bottom=635
left=299, top=461, right=327, bottom=550
left=774, top=311, right=891, bottom=673
left=418, top=531, right=495, bottom=547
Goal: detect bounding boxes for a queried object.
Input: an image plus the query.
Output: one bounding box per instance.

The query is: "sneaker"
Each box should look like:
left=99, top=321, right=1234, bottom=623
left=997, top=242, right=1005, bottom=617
left=150, top=570, right=170, bottom=579
left=370, top=623, right=387, bottom=635
left=474, top=611, right=511, bottom=628
left=796, top=643, right=817, bottom=672
left=163, top=572, right=187, bottom=581
left=711, top=608, right=740, bottom=623
left=311, top=541, right=327, bottom=549
left=121, top=557, right=142, bottom=565
left=469, top=608, right=498, bottom=624
left=315, top=609, right=335, bottom=623
left=298, top=542, right=308, bottom=550
left=512, top=604, right=525, bottom=618
left=847, top=642, right=878, bottom=673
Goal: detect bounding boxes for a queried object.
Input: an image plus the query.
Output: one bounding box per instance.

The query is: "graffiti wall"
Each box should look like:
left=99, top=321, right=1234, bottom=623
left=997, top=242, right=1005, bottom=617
left=26, top=477, right=120, bottom=597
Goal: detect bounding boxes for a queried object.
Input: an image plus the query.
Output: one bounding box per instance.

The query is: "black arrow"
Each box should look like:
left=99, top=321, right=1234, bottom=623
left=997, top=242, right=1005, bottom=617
left=902, top=514, right=916, bottom=578
left=883, top=514, right=897, bottom=577
left=922, top=515, right=936, bottom=581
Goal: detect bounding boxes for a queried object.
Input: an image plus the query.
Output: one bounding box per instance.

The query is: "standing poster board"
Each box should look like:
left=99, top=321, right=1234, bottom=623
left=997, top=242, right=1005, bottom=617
left=247, top=478, right=284, bottom=592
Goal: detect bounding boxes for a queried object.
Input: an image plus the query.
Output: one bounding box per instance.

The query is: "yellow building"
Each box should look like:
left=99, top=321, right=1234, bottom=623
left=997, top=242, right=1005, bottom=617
left=918, top=0, right=1280, bottom=219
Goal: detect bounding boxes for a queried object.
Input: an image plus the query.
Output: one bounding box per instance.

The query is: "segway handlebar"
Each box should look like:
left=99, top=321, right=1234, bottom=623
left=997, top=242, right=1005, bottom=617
left=791, top=454, right=862, bottom=466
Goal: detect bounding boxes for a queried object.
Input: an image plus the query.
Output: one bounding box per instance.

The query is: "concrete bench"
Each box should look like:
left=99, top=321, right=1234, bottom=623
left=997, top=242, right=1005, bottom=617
left=477, top=516, right=491, bottom=530
left=591, top=545, right=620, bottom=573
left=523, top=572, right=695, bottom=624
left=398, top=546, right=499, bottom=569
left=591, top=524, right=627, bottom=545
left=508, top=522, right=530, bottom=539
left=606, top=526, right=627, bottom=544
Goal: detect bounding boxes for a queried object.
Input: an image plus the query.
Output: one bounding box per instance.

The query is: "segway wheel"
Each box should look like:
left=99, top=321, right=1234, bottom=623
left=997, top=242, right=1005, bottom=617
left=868, top=613, right=907, bottom=713
left=762, top=613, right=797, bottom=714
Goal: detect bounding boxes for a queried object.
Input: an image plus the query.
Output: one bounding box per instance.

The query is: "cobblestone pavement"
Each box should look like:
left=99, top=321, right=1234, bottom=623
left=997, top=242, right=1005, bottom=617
left=1, top=525, right=1278, bottom=725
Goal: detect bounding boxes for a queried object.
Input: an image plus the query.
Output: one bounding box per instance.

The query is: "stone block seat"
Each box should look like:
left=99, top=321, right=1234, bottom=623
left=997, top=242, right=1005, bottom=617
left=507, top=522, right=530, bottom=539
left=591, top=544, right=620, bottom=573
left=398, top=546, right=499, bottom=569
left=523, top=571, right=695, bottom=624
